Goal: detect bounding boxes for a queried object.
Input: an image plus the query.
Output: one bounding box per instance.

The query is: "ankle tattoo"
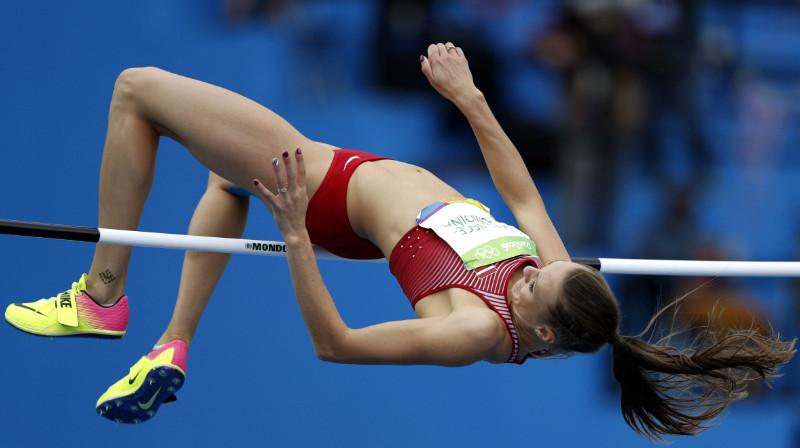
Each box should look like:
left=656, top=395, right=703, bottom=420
left=99, top=269, right=117, bottom=285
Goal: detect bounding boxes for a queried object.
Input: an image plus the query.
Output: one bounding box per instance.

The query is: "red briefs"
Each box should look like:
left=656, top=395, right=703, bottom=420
left=305, top=149, right=390, bottom=259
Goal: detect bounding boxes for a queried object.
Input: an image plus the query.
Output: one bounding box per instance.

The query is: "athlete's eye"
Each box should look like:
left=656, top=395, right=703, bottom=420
left=528, top=280, right=535, bottom=293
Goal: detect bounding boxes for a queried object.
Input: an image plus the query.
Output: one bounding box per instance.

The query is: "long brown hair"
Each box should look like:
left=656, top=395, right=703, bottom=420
left=548, top=266, right=796, bottom=442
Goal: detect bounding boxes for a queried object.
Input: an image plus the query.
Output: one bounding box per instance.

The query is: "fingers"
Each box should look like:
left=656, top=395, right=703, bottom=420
left=294, top=147, right=306, bottom=189
left=272, top=155, right=289, bottom=194
left=253, top=148, right=306, bottom=201
left=251, top=158, right=281, bottom=208
left=444, top=42, right=462, bottom=57
left=423, top=42, right=463, bottom=63
left=420, top=54, right=432, bottom=80
left=421, top=42, right=464, bottom=81
left=282, top=150, right=295, bottom=190
left=280, top=148, right=305, bottom=193
left=252, top=177, right=273, bottom=202
left=427, top=43, right=440, bottom=59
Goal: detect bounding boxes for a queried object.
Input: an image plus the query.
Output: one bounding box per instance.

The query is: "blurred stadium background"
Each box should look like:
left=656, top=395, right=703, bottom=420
left=1, top=1, right=798, bottom=446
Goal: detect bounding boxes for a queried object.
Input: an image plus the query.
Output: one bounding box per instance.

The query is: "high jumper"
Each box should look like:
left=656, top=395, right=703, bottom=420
left=4, top=42, right=794, bottom=440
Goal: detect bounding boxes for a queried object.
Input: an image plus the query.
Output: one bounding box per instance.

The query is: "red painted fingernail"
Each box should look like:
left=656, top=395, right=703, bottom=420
left=253, top=179, right=259, bottom=186
left=282, top=151, right=289, bottom=158
left=296, top=148, right=302, bottom=155
left=273, top=158, right=278, bottom=166
left=420, top=55, right=424, bottom=62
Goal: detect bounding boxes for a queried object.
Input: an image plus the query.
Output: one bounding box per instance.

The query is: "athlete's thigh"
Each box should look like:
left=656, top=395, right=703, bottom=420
left=128, top=67, right=331, bottom=194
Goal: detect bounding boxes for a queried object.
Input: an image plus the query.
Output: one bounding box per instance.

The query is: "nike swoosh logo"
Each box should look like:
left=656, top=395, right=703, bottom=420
left=128, top=368, right=144, bottom=385
left=343, top=156, right=360, bottom=171
left=138, top=386, right=162, bottom=410
left=14, top=304, right=46, bottom=316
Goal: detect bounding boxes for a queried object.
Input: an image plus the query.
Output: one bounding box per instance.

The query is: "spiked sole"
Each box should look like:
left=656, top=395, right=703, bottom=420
left=96, top=367, right=184, bottom=424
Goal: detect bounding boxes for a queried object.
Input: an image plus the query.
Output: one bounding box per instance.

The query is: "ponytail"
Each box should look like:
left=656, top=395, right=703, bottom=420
left=554, top=265, right=796, bottom=442
left=610, top=306, right=795, bottom=442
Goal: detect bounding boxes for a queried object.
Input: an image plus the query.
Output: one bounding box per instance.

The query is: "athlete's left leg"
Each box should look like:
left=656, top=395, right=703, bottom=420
left=157, top=172, right=249, bottom=348
left=96, top=171, right=248, bottom=423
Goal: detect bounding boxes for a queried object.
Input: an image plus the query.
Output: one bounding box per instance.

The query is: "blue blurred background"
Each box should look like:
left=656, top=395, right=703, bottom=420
left=1, top=0, right=799, bottom=447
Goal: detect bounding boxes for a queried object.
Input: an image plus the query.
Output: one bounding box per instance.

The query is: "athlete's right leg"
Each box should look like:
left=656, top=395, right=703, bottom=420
left=6, top=66, right=333, bottom=337
left=85, top=67, right=334, bottom=305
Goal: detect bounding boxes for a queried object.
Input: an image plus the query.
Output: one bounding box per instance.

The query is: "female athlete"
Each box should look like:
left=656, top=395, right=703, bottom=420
left=5, top=42, right=794, bottom=440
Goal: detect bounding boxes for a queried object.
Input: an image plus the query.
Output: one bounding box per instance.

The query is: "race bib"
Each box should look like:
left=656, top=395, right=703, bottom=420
left=416, top=199, right=537, bottom=270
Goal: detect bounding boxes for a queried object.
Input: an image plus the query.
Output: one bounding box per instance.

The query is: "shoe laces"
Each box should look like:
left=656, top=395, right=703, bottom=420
left=31, top=274, right=88, bottom=312
left=72, top=274, right=88, bottom=294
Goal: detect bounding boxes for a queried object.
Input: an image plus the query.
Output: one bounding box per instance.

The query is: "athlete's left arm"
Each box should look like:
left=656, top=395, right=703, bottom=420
left=254, top=149, right=352, bottom=362
left=421, top=42, right=569, bottom=264
left=276, top=236, right=503, bottom=366
left=255, top=150, right=501, bottom=366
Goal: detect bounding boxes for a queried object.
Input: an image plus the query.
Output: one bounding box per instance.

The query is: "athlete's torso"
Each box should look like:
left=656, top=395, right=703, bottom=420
left=307, top=146, right=533, bottom=364
left=346, top=158, right=461, bottom=256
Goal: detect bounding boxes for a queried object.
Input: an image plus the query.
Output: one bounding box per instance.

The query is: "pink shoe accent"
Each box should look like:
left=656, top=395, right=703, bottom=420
left=147, top=339, right=188, bottom=373
left=75, top=292, right=129, bottom=331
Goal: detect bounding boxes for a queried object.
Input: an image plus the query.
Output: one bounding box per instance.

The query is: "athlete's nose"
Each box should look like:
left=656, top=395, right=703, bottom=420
left=522, top=265, right=540, bottom=283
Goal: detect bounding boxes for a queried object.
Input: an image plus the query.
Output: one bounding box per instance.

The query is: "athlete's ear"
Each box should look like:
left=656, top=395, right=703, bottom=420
left=535, top=326, right=557, bottom=344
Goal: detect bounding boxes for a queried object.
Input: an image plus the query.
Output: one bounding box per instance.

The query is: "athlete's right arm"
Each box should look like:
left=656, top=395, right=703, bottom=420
left=421, top=43, right=569, bottom=264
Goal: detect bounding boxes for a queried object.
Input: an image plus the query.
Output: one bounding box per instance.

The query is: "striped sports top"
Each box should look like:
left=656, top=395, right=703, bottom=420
left=388, top=225, right=544, bottom=364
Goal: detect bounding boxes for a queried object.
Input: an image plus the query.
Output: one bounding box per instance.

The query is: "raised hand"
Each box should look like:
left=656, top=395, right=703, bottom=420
left=420, top=42, right=479, bottom=105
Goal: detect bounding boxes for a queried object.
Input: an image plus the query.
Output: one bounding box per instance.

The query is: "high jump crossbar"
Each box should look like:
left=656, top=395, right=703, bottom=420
left=2, top=218, right=799, bottom=277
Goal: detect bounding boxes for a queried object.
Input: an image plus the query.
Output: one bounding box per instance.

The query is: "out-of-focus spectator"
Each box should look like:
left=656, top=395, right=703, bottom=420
left=614, top=187, right=772, bottom=398
left=374, top=0, right=501, bottom=166
left=374, top=0, right=435, bottom=92
left=618, top=186, right=696, bottom=333
left=373, top=0, right=499, bottom=96
left=618, top=187, right=771, bottom=338
left=631, top=0, right=711, bottom=187
left=733, top=72, right=787, bottom=175
left=223, top=0, right=293, bottom=23
left=533, top=1, right=644, bottom=246
left=676, top=243, right=770, bottom=338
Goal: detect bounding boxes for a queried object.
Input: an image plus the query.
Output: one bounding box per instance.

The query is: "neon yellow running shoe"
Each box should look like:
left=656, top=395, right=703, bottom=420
left=4, top=274, right=128, bottom=338
left=96, top=340, right=187, bottom=424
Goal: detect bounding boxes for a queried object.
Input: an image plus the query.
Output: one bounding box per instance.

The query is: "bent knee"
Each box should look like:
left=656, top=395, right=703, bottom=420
left=110, top=67, right=166, bottom=111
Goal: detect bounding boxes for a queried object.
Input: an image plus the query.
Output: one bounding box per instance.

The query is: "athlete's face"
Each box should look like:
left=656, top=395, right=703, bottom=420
left=509, top=261, right=584, bottom=342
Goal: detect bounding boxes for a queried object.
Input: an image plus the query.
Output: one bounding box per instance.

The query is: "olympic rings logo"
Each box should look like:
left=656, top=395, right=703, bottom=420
left=475, top=246, right=500, bottom=260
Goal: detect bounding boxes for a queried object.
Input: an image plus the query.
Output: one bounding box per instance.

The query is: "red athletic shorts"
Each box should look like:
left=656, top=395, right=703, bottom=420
left=305, top=149, right=390, bottom=259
